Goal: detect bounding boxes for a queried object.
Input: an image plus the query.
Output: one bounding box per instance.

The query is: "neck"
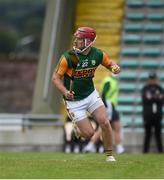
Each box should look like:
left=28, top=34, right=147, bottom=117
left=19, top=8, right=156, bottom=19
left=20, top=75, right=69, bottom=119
left=81, top=47, right=91, bottom=55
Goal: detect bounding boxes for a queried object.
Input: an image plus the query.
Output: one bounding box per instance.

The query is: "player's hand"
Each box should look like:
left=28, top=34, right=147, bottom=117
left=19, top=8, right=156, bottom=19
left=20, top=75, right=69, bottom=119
left=65, top=90, right=75, bottom=100
left=110, top=64, right=121, bottom=74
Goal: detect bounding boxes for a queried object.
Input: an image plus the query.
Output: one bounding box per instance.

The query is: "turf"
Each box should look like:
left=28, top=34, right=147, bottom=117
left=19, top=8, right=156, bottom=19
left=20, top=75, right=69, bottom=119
left=0, top=152, right=164, bottom=179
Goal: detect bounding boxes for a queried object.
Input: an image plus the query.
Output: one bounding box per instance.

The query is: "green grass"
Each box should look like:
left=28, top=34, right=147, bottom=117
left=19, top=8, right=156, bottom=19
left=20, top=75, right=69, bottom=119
left=0, top=152, right=164, bottom=179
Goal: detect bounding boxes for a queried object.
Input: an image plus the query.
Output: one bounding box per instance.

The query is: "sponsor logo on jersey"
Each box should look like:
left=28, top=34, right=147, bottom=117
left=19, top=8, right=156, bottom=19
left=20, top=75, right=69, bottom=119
left=74, top=67, right=96, bottom=78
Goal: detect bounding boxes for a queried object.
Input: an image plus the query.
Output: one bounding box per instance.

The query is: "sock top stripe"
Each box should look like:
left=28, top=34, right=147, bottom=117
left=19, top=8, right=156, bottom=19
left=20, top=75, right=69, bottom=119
left=104, top=149, right=112, bottom=156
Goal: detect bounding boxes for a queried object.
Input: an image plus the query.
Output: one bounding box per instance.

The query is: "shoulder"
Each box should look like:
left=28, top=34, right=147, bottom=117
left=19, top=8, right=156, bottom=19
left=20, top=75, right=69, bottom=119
left=91, top=47, right=103, bottom=56
left=91, top=46, right=110, bottom=58
left=63, top=51, right=70, bottom=59
left=62, top=51, right=73, bottom=68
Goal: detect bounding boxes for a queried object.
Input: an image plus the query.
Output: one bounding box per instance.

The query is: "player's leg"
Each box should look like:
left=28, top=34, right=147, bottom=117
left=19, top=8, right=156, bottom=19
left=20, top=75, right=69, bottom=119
left=111, top=121, right=125, bottom=154
left=75, top=118, right=95, bottom=139
left=92, top=106, right=112, bottom=150
left=83, top=126, right=102, bottom=152
left=111, top=121, right=121, bottom=144
left=143, top=117, right=152, bottom=153
left=64, top=121, right=73, bottom=153
left=91, top=106, right=115, bottom=161
left=111, top=107, right=125, bottom=154
left=87, top=90, right=115, bottom=161
left=90, top=126, right=102, bottom=144
left=154, top=117, right=163, bottom=153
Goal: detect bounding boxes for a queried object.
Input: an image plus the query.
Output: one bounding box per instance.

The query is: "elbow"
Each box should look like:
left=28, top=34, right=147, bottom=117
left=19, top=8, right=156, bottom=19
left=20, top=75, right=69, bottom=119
left=52, top=72, right=61, bottom=86
left=51, top=74, right=55, bottom=84
left=51, top=73, right=57, bottom=85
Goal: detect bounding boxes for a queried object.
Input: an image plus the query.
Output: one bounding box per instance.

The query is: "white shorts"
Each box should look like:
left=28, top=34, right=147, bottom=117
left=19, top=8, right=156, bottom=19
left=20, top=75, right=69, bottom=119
left=64, top=89, right=104, bottom=122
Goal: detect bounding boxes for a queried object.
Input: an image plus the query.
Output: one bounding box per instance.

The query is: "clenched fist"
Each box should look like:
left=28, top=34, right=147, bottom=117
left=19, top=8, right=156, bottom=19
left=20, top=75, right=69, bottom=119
left=111, top=64, right=121, bottom=74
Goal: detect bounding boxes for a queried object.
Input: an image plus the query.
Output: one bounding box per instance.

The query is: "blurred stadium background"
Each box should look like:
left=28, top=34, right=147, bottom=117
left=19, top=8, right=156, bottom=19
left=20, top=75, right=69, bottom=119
left=0, top=0, right=164, bottom=153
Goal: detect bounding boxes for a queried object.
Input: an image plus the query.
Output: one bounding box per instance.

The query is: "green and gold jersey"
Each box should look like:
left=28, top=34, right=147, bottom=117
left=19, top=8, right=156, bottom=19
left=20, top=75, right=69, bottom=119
left=55, top=47, right=112, bottom=100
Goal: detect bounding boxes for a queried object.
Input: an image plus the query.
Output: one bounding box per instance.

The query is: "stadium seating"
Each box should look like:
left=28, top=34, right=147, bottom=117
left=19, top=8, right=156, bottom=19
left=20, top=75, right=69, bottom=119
left=118, top=96, right=134, bottom=104
left=118, top=96, right=141, bottom=104
left=135, top=106, right=142, bottom=114
left=139, top=72, right=149, bottom=81
left=120, top=59, right=159, bottom=69
left=146, top=13, right=164, bottom=21
left=125, top=23, right=164, bottom=32
left=126, top=13, right=145, bottom=21
left=124, top=24, right=143, bottom=32
left=140, top=60, right=159, bottom=68
left=127, top=0, right=164, bottom=9
left=119, top=71, right=138, bottom=80
left=119, top=0, right=164, bottom=129
left=117, top=105, right=134, bottom=114
left=142, top=35, right=162, bottom=44
left=133, top=118, right=143, bottom=127
left=119, top=83, right=136, bottom=92
left=123, top=35, right=141, bottom=44
left=120, top=59, right=139, bottom=68
left=143, top=24, right=163, bottom=32
left=142, top=48, right=161, bottom=57
left=123, top=35, right=162, bottom=44
left=127, top=0, right=144, bottom=8
left=120, top=116, right=133, bottom=127
left=159, top=73, right=164, bottom=80
left=146, top=0, right=164, bottom=8
left=121, top=48, right=140, bottom=56
left=160, top=61, right=164, bottom=67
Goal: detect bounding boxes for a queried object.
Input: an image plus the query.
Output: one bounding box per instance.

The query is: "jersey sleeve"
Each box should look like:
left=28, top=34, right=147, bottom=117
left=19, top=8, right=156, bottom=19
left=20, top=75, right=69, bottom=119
left=55, top=56, right=68, bottom=76
left=101, top=52, right=112, bottom=68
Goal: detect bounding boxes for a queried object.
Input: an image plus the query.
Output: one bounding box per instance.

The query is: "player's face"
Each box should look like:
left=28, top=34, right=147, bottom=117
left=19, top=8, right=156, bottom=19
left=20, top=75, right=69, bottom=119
left=73, top=37, right=85, bottom=50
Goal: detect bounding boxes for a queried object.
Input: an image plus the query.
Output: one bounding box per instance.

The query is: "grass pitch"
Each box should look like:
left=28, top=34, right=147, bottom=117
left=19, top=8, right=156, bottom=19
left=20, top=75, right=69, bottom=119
left=0, top=152, right=164, bottom=179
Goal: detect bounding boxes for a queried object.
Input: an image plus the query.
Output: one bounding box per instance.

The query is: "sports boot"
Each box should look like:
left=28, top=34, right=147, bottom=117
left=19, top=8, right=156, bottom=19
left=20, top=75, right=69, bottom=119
left=106, top=156, right=116, bottom=162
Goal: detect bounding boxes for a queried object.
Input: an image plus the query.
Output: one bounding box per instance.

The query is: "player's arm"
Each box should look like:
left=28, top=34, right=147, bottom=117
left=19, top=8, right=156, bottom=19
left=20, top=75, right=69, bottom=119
left=52, top=72, right=68, bottom=96
left=52, top=56, right=74, bottom=100
left=101, top=52, right=121, bottom=74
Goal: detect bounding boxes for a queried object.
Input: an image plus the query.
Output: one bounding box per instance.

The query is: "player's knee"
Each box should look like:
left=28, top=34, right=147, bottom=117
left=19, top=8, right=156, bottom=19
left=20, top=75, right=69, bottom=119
left=83, top=129, right=94, bottom=139
left=99, top=119, right=110, bottom=130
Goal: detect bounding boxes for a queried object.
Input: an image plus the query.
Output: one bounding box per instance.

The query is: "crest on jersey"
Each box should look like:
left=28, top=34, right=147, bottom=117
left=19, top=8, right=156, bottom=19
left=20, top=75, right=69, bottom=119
left=92, top=60, right=96, bottom=65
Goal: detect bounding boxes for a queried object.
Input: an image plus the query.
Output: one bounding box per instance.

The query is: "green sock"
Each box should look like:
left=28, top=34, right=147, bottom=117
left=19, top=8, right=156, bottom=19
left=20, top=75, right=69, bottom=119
left=104, top=149, right=112, bottom=156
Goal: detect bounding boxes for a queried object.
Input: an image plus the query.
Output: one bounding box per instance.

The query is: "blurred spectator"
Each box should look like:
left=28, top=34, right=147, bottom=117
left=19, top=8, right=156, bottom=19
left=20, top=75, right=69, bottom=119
left=84, top=73, right=125, bottom=154
left=63, top=115, right=98, bottom=153
left=141, top=72, right=163, bottom=153
left=63, top=116, right=81, bottom=153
